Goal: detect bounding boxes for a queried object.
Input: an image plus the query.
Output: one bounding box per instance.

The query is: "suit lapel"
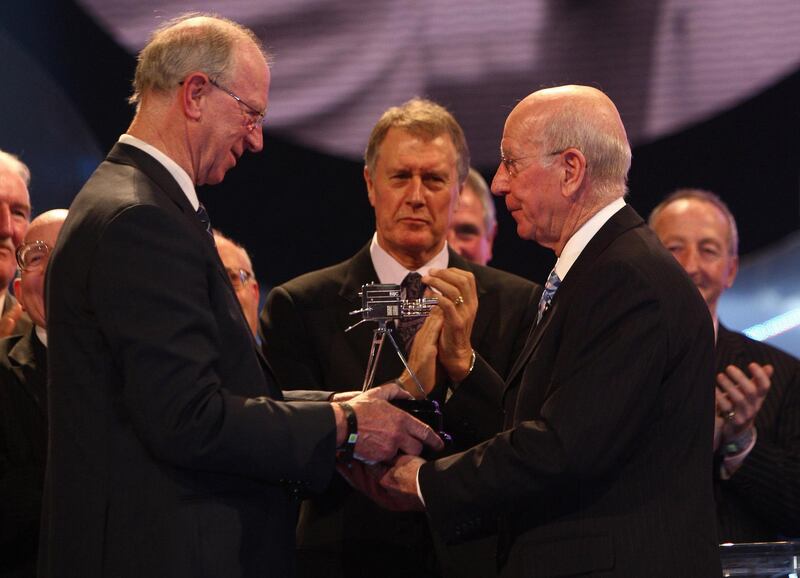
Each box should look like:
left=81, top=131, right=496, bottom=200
left=106, top=143, right=274, bottom=389
left=8, top=329, right=47, bottom=415
left=503, top=205, right=645, bottom=393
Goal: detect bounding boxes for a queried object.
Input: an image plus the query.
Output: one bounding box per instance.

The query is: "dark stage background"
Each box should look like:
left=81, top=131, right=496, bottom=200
left=1, top=0, right=799, bottom=351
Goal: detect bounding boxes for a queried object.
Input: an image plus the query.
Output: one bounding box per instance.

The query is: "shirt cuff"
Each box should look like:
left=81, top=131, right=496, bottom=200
left=415, top=463, right=426, bottom=507
left=721, top=428, right=758, bottom=479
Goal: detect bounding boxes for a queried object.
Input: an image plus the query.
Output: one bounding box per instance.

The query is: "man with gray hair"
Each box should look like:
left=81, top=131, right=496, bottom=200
left=650, top=188, right=800, bottom=542
left=42, top=15, right=441, bottom=578
left=447, top=167, right=497, bottom=266
left=262, top=98, right=539, bottom=577
left=0, top=150, right=33, bottom=338
left=364, top=85, right=721, bottom=577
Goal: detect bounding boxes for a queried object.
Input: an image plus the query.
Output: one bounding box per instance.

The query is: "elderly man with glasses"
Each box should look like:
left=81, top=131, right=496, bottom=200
left=213, top=229, right=260, bottom=340
left=40, top=14, right=441, bottom=578
left=0, top=208, right=67, bottom=577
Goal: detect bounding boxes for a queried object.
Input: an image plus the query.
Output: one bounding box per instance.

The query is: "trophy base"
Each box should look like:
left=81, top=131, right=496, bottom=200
left=390, top=399, right=452, bottom=456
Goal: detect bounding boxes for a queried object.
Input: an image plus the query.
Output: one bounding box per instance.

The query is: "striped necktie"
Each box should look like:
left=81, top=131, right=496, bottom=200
left=397, top=272, right=426, bottom=353
left=536, top=269, right=561, bottom=325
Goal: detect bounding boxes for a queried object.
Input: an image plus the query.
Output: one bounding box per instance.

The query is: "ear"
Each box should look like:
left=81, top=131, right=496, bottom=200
left=559, top=148, right=587, bottom=199
left=364, top=165, right=377, bottom=207
left=12, top=277, right=26, bottom=311
left=181, top=73, right=210, bottom=121
left=486, top=223, right=498, bottom=262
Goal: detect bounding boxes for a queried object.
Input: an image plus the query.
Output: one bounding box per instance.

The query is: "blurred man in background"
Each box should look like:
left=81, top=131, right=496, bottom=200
left=650, top=188, right=800, bottom=542
left=447, top=167, right=497, bottom=266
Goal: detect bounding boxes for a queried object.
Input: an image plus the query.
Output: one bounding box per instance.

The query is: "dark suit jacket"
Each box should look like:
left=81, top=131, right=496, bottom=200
left=0, top=328, right=46, bottom=578
left=40, top=143, right=338, bottom=578
left=420, top=205, right=722, bottom=577
left=1, top=292, right=33, bottom=339
left=261, top=243, right=540, bottom=578
left=715, top=324, right=800, bottom=542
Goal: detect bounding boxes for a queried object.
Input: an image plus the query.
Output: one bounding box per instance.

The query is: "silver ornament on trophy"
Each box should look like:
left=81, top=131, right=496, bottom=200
left=346, top=283, right=448, bottom=438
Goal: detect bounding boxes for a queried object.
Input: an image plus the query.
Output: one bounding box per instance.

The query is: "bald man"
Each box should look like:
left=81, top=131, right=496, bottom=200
left=364, top=85, right=721, bottom=577
left=0, top=209, right=67, bottom=576
left=213, top=230, right=260, bottom=338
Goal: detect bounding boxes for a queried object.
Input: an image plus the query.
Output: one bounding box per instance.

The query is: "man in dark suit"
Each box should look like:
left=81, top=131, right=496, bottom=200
left=368, top=85, right=722, bottom=577
left=650, top=188, right=800, bottom=542
left=0, top=209, right=66, bottom=577
left=41, top=15, right=441, bottom=578
left=261, top=99, right=540, bottom=577
left=0, top=150, right=33, bottom=339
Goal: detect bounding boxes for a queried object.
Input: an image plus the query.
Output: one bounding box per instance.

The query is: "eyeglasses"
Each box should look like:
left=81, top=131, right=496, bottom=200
left=16, top=240, right=51, bottom=272
left=226, top=267, right=254, bottom=289
left=209, top=78, right=266, bottom=132
left=500, top=149, right=569, bottom=178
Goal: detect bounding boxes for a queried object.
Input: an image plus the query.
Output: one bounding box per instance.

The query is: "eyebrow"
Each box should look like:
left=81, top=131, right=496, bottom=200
left=454, top=223, right=481, bottom=236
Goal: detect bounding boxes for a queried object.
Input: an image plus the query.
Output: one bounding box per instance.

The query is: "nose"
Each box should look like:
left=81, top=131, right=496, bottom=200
left=406, top=177, right=425, bottom=207
left=678, top=247, right=701, bottom=276
left=491, top=163, right=508, bottom=196
left=245, top=125, right=263, bottom=153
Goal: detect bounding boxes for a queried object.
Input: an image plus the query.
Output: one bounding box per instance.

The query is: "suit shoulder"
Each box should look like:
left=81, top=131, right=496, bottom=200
left=721, top=327, right=800, bottom=370
left=0, top=334, right=24, bottom=370
left=466, top=263, right=540, bottom=294
left=272, top=257, right=357, bottom=301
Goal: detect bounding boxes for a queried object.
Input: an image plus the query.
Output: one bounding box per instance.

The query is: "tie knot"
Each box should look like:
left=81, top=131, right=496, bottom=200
left=544, top=270, right=561, bottom=294
left=401, top=272, right=425, bottom=300
left=536, top=269, right=561, bottom=325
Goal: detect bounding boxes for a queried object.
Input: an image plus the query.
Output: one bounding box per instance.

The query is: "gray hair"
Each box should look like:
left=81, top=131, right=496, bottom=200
left=537, top=100, right=631, bottom=201
left=648, top=188, right=739, bottom=256
left=129, top=13, right=267, bottom=105
left=463, top=168, right=496, bottom=233
left=0, top=149, right=31, bottom=187
left=364, top=98, right=470, bottom=186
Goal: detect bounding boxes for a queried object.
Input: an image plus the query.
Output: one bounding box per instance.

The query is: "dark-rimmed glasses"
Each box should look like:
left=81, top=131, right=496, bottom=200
left=16, top=240, right=51, bottom=272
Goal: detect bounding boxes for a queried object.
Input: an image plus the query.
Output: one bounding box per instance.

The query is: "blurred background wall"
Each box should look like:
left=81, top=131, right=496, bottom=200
left=1, top=0, right=799, bottom=353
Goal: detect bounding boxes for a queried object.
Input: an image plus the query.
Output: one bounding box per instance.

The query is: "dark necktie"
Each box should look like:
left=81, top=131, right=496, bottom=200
left=196, top=204, right=213, bottom=240
left=536, top=269, right=561, bottom=325
left=397, top=272, right=426, bottom=354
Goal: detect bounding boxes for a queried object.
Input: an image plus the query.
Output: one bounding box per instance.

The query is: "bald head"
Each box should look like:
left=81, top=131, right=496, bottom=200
left=491, top=85, right=632, bottom=253
left=213, top=231, right=260, bottom=337
left=14, top=209, right=68, bottom=329
left=511, top=85, right=631, bottom=200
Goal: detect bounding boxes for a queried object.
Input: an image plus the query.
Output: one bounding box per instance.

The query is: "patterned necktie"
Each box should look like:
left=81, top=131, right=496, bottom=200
left=397, top=272, right=427, bottom=354
left=536, top=269, right=561, bottom=325
left=196, top=204, right=213, bottom=240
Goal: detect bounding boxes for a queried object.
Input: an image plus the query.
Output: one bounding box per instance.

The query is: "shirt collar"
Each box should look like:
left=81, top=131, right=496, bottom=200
left=553, top=197, right=626, bottom=281
left=118, top=134, right=200, bottom=210
left=35, top=325, right=48, bottom=348
left=369, top=233, right=450, bottom=284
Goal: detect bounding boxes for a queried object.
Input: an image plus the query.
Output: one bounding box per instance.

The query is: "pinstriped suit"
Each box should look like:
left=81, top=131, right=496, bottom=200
left=41, top=143, right=338, bottom=578
left=419, top=205, right=722, bottom=577
left=261, top=243, right=540, bottom=578
left=715, top=325, right=800, bottom=542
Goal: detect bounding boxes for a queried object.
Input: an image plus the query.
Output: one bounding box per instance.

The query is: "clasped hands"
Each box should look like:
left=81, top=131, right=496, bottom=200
left=338, top=268, right=478, bottom=511
left=713, top=361, right=773, bottom=457
left=395, top=267, right=478, bottom=398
